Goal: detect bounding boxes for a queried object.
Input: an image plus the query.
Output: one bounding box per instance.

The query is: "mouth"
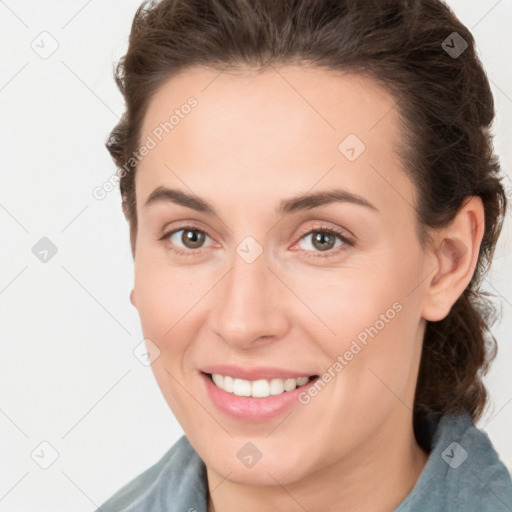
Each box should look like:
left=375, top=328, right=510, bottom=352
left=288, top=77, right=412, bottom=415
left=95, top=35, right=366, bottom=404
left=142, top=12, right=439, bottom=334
left=202, top=371, right=319, bottom=399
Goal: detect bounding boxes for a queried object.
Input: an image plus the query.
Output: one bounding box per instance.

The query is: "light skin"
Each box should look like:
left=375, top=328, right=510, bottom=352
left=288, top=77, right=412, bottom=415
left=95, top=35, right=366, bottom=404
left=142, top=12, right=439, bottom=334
left=129, top=65, right=484, bottom=511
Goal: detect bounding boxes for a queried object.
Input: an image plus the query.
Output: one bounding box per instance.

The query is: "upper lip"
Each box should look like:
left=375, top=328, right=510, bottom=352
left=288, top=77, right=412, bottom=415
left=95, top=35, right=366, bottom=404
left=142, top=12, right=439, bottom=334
left=200, top=364, right=317, bottom=381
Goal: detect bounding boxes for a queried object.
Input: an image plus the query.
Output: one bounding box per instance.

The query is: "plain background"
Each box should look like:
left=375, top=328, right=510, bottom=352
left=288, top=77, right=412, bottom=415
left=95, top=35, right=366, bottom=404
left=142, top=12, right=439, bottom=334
left=0, top=1, right=511, bottom=510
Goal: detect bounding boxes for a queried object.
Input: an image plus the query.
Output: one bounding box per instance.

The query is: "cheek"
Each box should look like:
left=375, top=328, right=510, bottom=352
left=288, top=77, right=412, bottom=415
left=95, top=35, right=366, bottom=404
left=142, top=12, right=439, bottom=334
left=312, top=284, right=414, bottom=391
left=286, top=261, right=408, bottom=351
left=133, top=258, right=216, bottom=360
left=134, top=261, right=184, bottom=342
left=295, top=253, right=423, bottom=395
left=132, top=262, right=203, bottom=414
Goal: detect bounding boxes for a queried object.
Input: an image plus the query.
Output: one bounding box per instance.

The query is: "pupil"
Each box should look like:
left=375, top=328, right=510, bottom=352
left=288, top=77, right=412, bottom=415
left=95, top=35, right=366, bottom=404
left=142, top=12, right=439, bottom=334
left=183, top=230, right=204, bottom=248
left=313, top=232, right=334, bottom=251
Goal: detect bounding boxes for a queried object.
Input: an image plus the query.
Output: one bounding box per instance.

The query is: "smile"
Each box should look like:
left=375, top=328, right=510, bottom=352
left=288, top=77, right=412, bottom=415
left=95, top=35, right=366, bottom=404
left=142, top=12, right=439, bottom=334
left=209, top=373, right=315, bottom=398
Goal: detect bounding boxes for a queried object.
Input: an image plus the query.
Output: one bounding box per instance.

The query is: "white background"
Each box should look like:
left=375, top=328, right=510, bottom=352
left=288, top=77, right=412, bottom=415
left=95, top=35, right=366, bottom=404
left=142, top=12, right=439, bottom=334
left=0, top=1, right=511, bottom=510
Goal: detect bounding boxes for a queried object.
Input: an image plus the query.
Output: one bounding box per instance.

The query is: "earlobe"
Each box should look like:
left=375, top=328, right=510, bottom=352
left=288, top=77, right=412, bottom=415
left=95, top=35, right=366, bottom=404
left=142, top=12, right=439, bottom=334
left=130, top=288, right=137, bottom=308
left=422, top=196, right=485, bottom=322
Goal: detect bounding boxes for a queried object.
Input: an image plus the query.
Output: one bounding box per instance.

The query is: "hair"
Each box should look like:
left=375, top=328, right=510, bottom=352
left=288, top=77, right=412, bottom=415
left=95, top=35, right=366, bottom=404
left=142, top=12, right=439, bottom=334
left=106, top=0, right=507, bottom=440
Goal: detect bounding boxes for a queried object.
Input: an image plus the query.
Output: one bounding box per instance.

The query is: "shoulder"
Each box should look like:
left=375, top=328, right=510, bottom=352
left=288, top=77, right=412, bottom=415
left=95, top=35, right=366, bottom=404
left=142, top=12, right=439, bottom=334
left=95, top=435, right=208, bottom=512
left=449, top=413, right=512, bottom=510
left=396, top=412, right=512, bottom=511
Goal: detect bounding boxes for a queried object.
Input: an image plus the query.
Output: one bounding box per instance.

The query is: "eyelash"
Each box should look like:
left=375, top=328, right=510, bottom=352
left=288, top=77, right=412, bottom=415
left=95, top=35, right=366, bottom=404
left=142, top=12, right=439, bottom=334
left=159, top=223, right=354, bottom=258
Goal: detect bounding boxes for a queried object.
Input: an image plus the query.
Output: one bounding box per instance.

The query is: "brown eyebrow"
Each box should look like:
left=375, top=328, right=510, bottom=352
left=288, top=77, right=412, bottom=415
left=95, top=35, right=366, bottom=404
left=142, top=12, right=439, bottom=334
left=144, top=186, right=215, bottom=213
left=143, top=186, right=378, bottom=215
left=277, top=189, right=378, bottom=215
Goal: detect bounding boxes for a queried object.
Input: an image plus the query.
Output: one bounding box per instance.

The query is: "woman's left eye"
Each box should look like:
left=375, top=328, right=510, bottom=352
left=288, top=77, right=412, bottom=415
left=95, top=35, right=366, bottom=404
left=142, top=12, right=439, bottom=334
left=160, top=225, right=353, bottom=257
left=295, top=227, right=353, bottom=257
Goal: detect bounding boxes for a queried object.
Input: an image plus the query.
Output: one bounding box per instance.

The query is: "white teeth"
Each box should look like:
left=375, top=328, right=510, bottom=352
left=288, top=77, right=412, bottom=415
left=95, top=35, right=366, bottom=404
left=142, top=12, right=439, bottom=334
left=223, top=375, right=234, bottom=393
left=284, top=378, right=297, bottom=391
left=251, top=379, right=270, bottom=398
left=212, top=374, right=223, bottom=387
left=210, top=373, right=313, bottom=398
left=233, top=378, right=251, bottom=397
left=296, top=376, right=309, bottom=386
left=269, top=378, right=284, bottom=395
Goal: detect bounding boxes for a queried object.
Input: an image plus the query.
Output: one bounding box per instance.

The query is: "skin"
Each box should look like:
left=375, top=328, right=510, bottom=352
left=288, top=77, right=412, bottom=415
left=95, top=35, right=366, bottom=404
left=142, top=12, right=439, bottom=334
left=129, top=65, right=484, bottom=511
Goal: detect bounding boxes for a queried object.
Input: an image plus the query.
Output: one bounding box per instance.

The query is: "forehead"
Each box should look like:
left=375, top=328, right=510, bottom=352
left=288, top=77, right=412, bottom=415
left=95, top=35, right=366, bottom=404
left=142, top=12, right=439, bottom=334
left=136, top=65, right=413, bottom=218
left=141, top=64, right=399, bottom=152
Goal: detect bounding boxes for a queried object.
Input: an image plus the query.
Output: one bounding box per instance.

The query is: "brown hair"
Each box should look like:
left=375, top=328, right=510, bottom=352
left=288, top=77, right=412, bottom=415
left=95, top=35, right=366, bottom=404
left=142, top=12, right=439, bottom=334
left=106, top=0, right=507, bottom=434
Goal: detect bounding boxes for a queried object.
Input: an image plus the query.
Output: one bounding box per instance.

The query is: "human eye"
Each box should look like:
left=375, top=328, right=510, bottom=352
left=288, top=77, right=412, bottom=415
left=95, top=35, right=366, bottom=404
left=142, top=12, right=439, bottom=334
left=294, top=224, right=354, bottom=258
left=158, top=222, right=354, bottom=259
left=158, top=223, right=215, bottom=256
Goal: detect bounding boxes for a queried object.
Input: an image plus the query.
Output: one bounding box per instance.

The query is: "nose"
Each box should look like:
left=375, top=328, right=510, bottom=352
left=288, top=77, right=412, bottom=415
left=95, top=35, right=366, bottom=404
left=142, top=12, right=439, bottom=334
left=208, top=246, right=290, bottom=350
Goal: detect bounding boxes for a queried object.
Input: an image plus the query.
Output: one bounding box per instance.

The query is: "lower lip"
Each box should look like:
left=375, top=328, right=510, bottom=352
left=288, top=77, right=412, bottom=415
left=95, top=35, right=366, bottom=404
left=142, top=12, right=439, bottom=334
left=201, top=372, right=319, bottom=422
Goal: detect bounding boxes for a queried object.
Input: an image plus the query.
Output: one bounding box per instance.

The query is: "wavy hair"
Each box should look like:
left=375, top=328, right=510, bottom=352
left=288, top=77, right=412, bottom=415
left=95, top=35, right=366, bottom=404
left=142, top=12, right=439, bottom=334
left=105, top=0, right=507, bottom=438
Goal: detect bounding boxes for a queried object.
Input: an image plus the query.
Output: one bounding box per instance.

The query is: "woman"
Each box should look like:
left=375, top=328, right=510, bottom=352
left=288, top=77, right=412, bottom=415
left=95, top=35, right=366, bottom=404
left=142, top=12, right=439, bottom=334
left=97, top=0, right=512, bottom=510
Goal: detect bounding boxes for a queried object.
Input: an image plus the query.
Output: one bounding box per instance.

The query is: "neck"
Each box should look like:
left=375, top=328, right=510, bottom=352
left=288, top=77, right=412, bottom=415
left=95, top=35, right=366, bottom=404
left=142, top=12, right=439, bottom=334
left=206, top=408, right=429, bottom=512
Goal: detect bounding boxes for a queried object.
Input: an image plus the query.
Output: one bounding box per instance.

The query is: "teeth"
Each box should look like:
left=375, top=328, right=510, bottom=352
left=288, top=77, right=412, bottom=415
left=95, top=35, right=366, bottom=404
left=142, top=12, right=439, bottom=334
left=212, top=373, right=223, bottom=387
left=233, top=378, right=251, bottom=396
left=269, top=378, right=284, bottom=395
left=223, top=375, right=234, bottom=393
left=210, top=373, right=313, bottom=398
left=251, top=379, right=269, bottom=397
left=284, top=378, right=297, bottom=391
left=296, top=376, right=309, bottom=386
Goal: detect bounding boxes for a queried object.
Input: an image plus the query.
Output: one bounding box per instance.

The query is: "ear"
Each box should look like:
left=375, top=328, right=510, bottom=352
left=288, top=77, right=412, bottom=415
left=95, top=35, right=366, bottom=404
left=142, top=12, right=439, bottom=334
left=130, top=288, right=137, bottom=308
left=422, top=196, right=485, bottom=322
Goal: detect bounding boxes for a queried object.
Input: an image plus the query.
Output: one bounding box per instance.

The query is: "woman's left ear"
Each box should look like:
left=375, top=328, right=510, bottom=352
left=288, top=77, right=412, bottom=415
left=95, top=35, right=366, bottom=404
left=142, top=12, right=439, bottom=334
left=422, top=196, right=485, bottom=322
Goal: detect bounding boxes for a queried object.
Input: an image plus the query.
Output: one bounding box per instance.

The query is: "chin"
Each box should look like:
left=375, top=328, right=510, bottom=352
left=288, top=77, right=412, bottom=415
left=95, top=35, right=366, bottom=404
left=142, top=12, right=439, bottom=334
left=211, top=459, right=306, bottom=487
left=202, top=439, right=313, bottom=487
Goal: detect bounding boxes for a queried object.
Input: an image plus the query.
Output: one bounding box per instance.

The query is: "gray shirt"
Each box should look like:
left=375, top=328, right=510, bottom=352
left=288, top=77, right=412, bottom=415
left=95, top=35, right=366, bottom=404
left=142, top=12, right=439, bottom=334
left=96, top=412, right=512, bottom=511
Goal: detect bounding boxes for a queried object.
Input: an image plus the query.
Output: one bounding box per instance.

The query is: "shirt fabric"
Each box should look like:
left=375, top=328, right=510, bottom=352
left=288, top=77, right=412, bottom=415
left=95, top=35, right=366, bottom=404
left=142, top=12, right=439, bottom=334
left=96, top=411, right=512, bottom=511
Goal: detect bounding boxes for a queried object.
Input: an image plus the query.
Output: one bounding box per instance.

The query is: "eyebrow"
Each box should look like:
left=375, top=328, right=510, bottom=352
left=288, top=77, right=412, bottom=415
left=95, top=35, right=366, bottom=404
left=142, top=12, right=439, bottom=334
left=143, top=186, right=378, bottom=215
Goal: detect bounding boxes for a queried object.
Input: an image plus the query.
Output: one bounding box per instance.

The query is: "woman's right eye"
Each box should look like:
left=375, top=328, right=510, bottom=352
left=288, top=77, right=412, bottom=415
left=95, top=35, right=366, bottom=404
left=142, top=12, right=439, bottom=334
left=160, top=226, right=214, bottom=255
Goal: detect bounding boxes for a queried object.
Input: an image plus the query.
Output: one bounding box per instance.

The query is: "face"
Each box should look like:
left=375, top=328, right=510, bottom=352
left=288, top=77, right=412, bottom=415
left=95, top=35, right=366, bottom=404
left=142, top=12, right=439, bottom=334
left=131, top=65, right=432, bottom=486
